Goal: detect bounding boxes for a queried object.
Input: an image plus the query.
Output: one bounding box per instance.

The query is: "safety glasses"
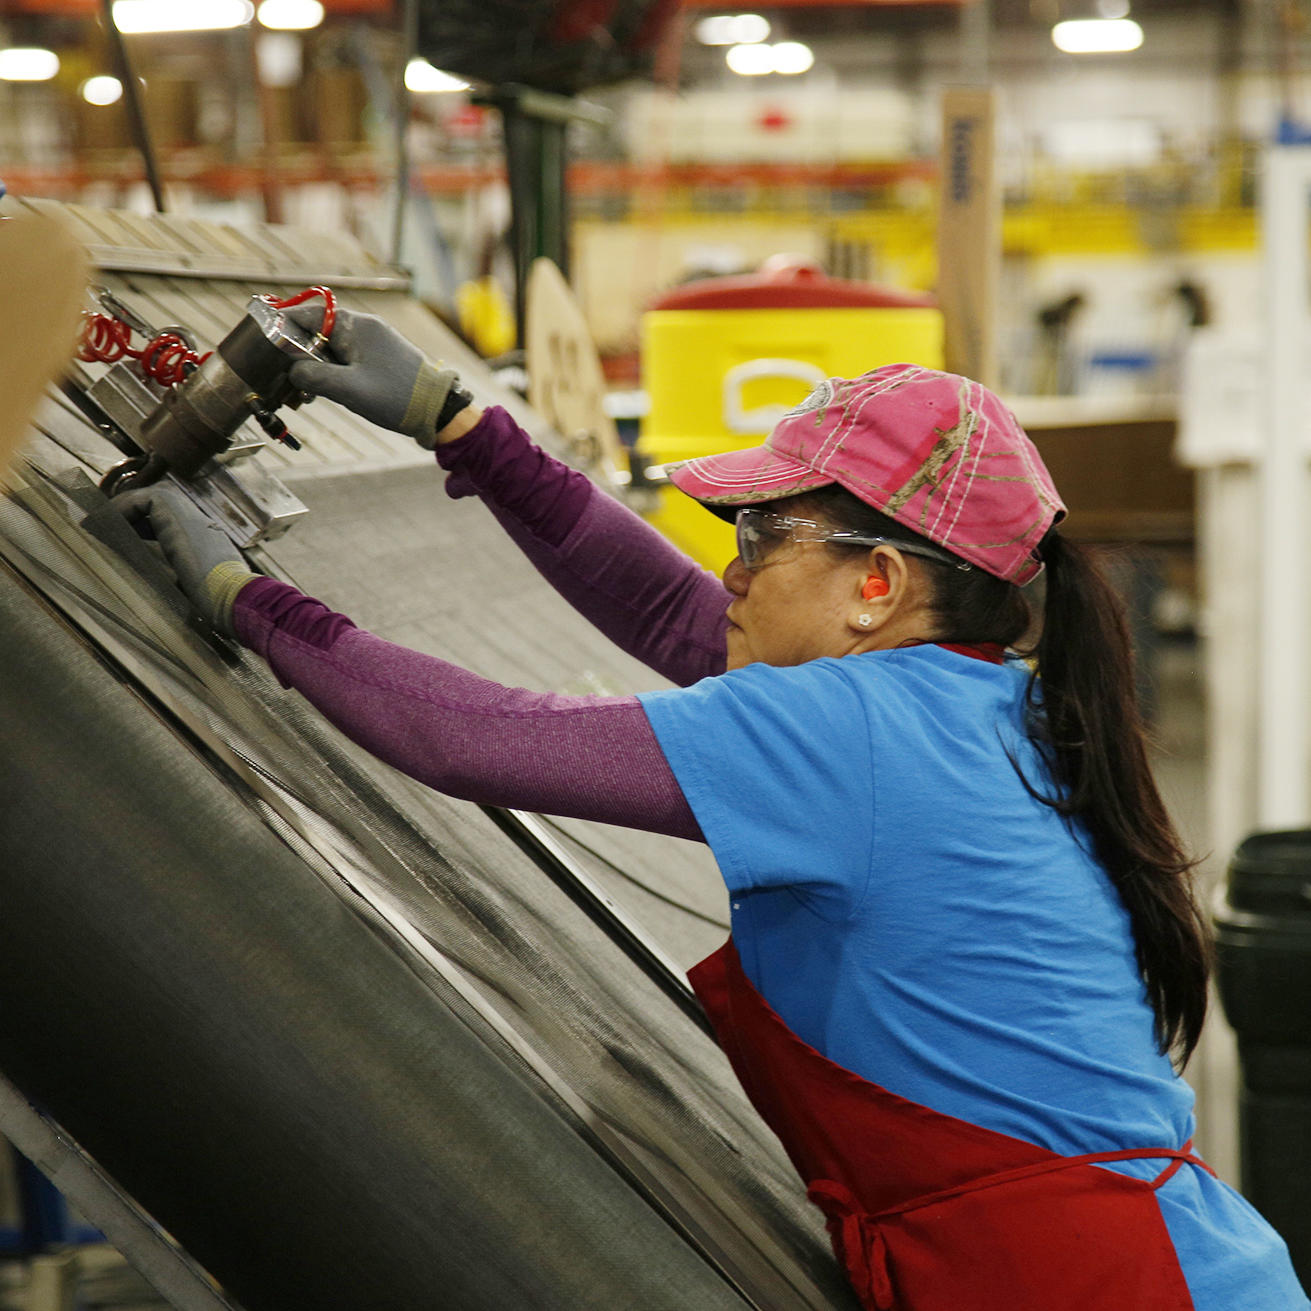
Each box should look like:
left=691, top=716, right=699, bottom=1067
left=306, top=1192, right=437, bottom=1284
left=734, top=507, right=971, bottom=573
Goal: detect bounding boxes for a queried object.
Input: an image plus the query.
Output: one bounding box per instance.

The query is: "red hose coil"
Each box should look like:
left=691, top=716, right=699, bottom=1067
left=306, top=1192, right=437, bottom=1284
left=77, top=313, right=211, bottom=387
left=77, top=284, right=335, bottom=388
left=265, top=285, right=336, bottom=343
left=77, top=312, right=134, bottom=365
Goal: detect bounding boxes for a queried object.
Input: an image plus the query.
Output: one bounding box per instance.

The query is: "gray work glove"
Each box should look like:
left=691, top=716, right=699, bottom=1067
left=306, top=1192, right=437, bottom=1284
left=284, top=305, right=471, bottom=449
left=114, top=484, right=257, bottom=636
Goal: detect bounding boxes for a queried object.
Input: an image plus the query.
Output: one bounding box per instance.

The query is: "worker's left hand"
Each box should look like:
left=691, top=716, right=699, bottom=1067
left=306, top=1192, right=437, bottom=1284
left=284, top=306, right=471, bottom=449
left=114, top=484, right=257, bottom=635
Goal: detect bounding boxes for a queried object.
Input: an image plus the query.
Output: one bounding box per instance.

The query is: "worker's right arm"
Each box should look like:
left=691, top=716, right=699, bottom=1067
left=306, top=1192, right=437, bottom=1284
left=287, top=307, right=730, bottom=688
left=434, top=406, right=729, bottom=688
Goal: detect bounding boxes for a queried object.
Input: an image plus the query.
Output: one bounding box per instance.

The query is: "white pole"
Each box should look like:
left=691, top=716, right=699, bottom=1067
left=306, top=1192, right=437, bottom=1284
left=1258, top=147, right=1311, bottom=828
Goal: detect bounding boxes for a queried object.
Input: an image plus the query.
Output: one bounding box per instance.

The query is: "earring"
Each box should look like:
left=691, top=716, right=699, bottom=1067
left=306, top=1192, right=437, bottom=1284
left=858, top=614, right=873, bottom=627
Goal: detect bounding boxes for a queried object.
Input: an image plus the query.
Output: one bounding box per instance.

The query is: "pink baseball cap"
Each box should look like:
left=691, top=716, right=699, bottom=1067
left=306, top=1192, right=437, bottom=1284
left=668, top=363, right=1065, bottom=585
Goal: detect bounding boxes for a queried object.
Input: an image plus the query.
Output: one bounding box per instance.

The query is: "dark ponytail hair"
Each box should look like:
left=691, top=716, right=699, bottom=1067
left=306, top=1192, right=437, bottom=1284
left=1029, top=532, right=1211, bottom=1065
left=804, top=485, right=1212, bottom=1066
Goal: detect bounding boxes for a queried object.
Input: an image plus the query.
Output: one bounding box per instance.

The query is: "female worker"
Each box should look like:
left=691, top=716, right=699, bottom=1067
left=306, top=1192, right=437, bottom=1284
left=118, top=310, right=1308, bottom=1310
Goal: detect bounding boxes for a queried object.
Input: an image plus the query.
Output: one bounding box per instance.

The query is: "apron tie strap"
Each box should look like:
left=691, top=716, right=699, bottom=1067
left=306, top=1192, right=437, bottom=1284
left=808, top=1179, right=895, bottom=1311
left=1146, top=1138, right=1214, bottom=1190
left=858, top=1141, right=1215, bottom=1224
left=806, top=1142, right=1211, bottom=1309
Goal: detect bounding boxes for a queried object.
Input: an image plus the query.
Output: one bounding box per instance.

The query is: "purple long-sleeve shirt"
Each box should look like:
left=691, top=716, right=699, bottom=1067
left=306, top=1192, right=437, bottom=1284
left=234, top=406, right=730, bottom=839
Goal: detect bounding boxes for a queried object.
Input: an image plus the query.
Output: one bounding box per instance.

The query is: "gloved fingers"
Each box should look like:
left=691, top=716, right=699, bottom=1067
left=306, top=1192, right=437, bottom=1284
left=282, top=301, right=325, bottom=341
left=111, top=482, right=237, bottom=556
left=282, top=300, right=323, bottom=333
left=278, top=308, right=420, bottom=434
left=107, top=481, right=250, bottom=630
left=286, top=303, right=369, bottom=359
left=110, top=485, right=199, bottom=585
left=111, top=484, right=187, bottom=536
left=287, top=355, right=351, bottom=403
left=110, top=485, right=154, bottom=531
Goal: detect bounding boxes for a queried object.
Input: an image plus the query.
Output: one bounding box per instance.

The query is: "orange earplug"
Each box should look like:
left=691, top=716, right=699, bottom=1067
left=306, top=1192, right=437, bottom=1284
left=861, top=576, right=890, bottom=600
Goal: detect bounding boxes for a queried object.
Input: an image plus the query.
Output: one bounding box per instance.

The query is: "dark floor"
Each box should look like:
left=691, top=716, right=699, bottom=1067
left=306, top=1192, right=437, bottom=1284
left=0, top=1245, right=167, bottom=1310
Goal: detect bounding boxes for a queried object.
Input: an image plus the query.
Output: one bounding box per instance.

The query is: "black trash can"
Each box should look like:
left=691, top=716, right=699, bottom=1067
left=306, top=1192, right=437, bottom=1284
left=1215, top=829, right=1311, bottom=1286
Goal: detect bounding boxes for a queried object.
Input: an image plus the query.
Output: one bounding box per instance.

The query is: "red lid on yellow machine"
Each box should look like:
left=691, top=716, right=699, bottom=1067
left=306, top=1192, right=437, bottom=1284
left=648, top=258, right=936, bottom=313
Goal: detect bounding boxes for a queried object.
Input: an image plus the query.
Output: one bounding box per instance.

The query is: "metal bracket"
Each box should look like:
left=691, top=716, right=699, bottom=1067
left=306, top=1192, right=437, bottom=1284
left=80, top=359, right=306, bottom=547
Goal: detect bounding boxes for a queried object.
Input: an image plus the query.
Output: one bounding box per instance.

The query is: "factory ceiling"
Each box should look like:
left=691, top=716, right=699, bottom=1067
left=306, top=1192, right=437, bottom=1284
left=776, top=0, right=1242, bottom=35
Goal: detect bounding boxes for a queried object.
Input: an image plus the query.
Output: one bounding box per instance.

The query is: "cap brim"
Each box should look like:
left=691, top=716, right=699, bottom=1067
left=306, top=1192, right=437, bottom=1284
left=667, top=444, right=833, bottom=521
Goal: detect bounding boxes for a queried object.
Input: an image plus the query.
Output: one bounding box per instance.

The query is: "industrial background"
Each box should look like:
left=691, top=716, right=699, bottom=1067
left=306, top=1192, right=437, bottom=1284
left=0, top=0, right=1308, bottom=1308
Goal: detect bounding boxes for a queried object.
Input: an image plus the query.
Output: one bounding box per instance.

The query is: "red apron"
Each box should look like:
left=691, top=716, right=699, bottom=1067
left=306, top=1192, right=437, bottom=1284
left=689, top=939, right=1211, bottom=1311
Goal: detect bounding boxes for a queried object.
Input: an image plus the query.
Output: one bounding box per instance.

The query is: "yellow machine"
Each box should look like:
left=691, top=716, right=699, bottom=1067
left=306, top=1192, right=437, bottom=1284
left=638, top=261, right=944, bottom=573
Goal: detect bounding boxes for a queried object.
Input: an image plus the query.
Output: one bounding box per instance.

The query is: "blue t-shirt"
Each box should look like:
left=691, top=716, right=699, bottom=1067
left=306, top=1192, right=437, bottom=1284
left=639, top=645, right=1307, bottom=1310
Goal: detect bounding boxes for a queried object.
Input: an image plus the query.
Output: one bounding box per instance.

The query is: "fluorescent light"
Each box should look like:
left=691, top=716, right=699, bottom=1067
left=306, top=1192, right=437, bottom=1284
left=726, top=40, right=813, bottom=77
left=696, top=13, right=769, bottom=46
left=404, top=58, right=470, bottom=94
left=726, top=42, right=774, bottom=75
left=694, top=15, right=732, bottom=44
left=0, top=47, right=60, bottom=81
left=1052, top=18, right=1143, bottom=54
left=257, top=0, right=323, bottom=30
left=771, top=41, right=813, bottom=75
left=112, top=0, right=254, bottom=33
left=81, top=74, right=124, bottom=104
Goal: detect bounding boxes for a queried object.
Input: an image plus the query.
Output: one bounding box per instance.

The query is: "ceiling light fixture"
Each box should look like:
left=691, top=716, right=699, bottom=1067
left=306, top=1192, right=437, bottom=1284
left=257, top=0, right=324, bottom=30
left=1052, top=18, right=1143, bottom=54
left=0, top=47, right=60, bottom=81
left=726, top=42, right=775, bottom=75
left=726, top=40, right=813, bottom=77
left=404, top=58, right=470, bottom=94
left=696, top=14, right=770, bottom=46
left=771, top=41, right=813, bottom=75
left=111, top=0, right=255, bottom=34
left=81, top=74, right=124, bottom=104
